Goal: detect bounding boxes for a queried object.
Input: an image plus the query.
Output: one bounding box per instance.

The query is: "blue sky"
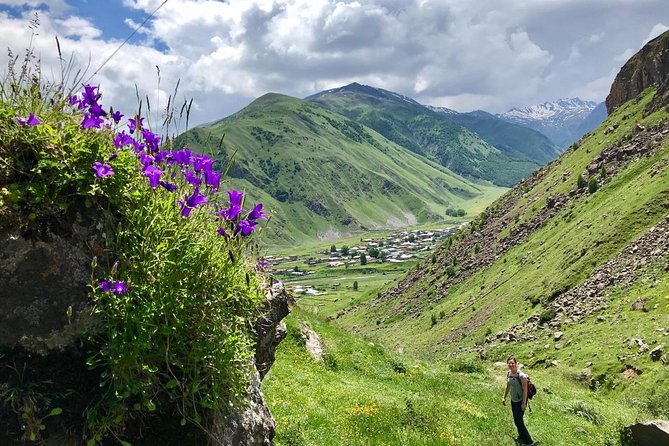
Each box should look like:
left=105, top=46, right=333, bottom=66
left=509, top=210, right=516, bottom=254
left=0, top=0, right=667, bottom=127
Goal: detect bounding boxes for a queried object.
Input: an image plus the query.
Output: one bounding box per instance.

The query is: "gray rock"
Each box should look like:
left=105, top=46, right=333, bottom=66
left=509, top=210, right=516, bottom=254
left=300, top=323, right=325, bottom=361
left=650, top=345, right=664, bottom=361
left=554, top=331, right=563, bottom=340
left=624, top=420, right=669, bottom=446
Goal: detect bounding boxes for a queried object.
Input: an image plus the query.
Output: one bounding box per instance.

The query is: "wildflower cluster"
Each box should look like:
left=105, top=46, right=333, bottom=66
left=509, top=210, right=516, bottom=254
left=63, top=84, right=267, bottom=295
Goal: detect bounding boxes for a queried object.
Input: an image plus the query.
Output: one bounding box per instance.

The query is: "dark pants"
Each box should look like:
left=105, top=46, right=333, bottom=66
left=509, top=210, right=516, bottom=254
left=511, top=401, right=533, bottom=445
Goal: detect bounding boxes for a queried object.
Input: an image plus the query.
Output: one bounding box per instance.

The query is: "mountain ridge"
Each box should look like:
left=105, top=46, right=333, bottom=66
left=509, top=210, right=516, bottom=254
left=178, top=92, right=505, bottom=245
left=498, top=97, right=605, bottom=148
left=308, top=83, right=548, bottom=187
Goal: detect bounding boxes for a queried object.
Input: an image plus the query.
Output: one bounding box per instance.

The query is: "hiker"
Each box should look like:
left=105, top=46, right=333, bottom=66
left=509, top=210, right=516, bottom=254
left=502, top=356, right=534, bottom=446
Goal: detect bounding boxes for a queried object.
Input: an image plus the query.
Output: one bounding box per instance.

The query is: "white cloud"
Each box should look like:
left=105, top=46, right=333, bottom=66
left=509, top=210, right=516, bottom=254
left=0, top=0, right=668, bottom=122
left=642, top=23, right=669, bottom=45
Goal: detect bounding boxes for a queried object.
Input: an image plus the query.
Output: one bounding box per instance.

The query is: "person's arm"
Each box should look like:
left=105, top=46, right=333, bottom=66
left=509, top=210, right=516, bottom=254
left=521, top=376, right=528, bottom=410
left=502, top=378, right=510, bottom=405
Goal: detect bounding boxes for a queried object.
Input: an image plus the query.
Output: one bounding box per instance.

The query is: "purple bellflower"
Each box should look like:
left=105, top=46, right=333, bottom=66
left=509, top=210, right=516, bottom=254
left=111, top=281, right=128, bottom=296
left=93, top=161, right=114, bottom=178
left=180, top=187, right=208, bottom=217
left=128, top=117, right=144, bottom=134
left=160, top=180, right=178, bottom=192
left=17, top=112, right=41, bottom=127
left=142, top=165, right=163, bottom=189
left=247, top=203, right=267, bottom=221
left=236, top=219, right=257, bottom=236
left=99, top=280, right=111, bottom=292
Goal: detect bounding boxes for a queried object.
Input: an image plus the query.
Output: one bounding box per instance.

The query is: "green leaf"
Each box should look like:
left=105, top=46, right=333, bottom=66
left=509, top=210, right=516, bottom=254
left=47, top=407, right=63, bottom=417
left=87, top=439, right=96, bottom=446
left=120, top=441, right=132, bottom=446
left=180, top=418, right=187, bottom=426
left=166, top=379, right=179, bottom=389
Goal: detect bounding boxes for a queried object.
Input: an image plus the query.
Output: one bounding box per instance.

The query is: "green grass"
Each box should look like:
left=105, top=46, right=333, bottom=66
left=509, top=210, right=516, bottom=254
left=264, top=308, right=642, bottom=446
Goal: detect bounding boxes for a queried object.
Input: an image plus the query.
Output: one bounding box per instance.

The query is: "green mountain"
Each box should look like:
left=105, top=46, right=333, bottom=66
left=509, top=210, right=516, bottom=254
left=307, top=83, right=546, bottom=187
left=336, top=32, right=669, bottom=409
left=178, top=93, right=505, bottom=245
left=444, top=109, right=561, bottom=165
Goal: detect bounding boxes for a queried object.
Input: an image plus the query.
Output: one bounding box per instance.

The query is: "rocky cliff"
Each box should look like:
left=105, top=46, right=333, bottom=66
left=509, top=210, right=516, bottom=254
left=606, top=30, right=669, bottom=114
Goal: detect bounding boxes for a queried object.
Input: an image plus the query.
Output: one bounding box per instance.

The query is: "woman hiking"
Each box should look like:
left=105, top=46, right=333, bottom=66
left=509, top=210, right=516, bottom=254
left=502, top=356, right=534, bottom=446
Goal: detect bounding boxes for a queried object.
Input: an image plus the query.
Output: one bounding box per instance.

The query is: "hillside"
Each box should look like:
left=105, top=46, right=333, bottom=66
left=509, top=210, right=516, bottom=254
left=178, top=93, right=504, bottom=245
left=333, top=33, right=669, bottom=416
left=307, top=83, right=543, bottom=187
left=444, top=109, right=561, bottom=165
left=499, top=98, right=605, bottom=149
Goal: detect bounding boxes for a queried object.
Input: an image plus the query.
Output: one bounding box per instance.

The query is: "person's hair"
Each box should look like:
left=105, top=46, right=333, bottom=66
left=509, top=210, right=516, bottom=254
left=506, top=356, right=517, bottom=364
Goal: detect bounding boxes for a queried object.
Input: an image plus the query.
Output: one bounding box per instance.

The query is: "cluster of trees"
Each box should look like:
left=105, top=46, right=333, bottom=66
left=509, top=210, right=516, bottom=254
left=446, top=208, right=466, bottom=217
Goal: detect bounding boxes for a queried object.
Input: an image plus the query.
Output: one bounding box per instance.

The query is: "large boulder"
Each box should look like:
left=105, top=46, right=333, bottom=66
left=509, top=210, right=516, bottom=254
left=623, top=420, right=669, bottom=446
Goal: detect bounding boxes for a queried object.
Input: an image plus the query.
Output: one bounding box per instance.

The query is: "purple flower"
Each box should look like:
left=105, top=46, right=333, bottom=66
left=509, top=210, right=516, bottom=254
left=142, top=129, right=161, bottom=152
left=138, top=152, right=155, bottom=167
left=82, top=113, right=104, bottom=129
left=113, top=132, right=135, bottom=149
left=204, top=170, right=222, bottom=190
left=108, top=153, right=118, bottom=161
left=99, top=280, right=111, bottom=292
left=89, top=103, right=107, bottom=118
left=171, top=149, right=192, bottom=166
left=159, top=180, right=177, bottom=192
left=183, top=170, right=202, bottom=186
left=217, top=205, right=242, bottom=221
left=228, top=189, right=244, bottom=208
left=179, top=187, right=208, bottom=217
left=110, top=109, right=123, bottom=123
left=247, top=203, right=267, bottom=220
left=192, top=154, right=213, bottom=172
left=81, top=84, right=101, bottom=106
left=111, top=281, right=128, bottom=296
left=217, top=227, right=229, bottom=237
left=93, top=161, right=114, bottom=178
left=154, top=150, right=169, bottom=164
left=69, top=95, right=79, bottom=106
left=142, top=165, right=163, bottom=189
left=128, top=117, right=144, bottom=134
left=236, top=219, right=257, bottom=236
left=17, top=112, right=41, bottom=127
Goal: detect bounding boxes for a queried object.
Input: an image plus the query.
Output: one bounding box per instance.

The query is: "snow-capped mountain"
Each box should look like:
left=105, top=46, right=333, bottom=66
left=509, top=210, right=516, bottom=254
left=498, top=98, right=605, bottom=149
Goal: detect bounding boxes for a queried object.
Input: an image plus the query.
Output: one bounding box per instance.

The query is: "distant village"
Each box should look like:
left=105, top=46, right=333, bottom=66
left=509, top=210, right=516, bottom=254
left=266, top=226, right=463, bottom=295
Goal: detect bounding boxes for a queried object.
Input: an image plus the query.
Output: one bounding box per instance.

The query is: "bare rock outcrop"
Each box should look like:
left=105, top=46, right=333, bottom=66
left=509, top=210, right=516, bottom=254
left=606, top=31, right=669, bottom=114
left=623, top=420, right=669, bottom=446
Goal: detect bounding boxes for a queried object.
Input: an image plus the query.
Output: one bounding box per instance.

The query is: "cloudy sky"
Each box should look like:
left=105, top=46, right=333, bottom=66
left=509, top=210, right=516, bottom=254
left=0, top=0, right=667, bottom=128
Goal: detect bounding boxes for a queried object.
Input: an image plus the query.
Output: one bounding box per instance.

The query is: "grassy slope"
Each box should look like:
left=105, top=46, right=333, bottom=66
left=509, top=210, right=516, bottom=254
left=308, top=85, right=541, bottom=187
left=264, top=309, right=640, bottom=446
left=179, top=93, right=504, bottom=247
left=334, top=88, right=669, bottom=406
left=448, top=110, right=562, bottom=164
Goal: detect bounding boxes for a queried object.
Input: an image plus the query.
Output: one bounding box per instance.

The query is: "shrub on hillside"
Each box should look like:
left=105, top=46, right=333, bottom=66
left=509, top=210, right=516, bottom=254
left=563, top=400, right=605, bottom=425
left=588, top=178, right=599, bottom=193
left=577, top=174, right=587, bottom=189
left=539, top=308, right=557, bottom=325
left=449, top=357, right=485, bottom=374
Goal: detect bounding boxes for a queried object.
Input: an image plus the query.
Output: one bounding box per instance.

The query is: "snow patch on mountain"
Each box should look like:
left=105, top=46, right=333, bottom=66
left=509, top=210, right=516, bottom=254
left=499, top=98, right=598, bottom=124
